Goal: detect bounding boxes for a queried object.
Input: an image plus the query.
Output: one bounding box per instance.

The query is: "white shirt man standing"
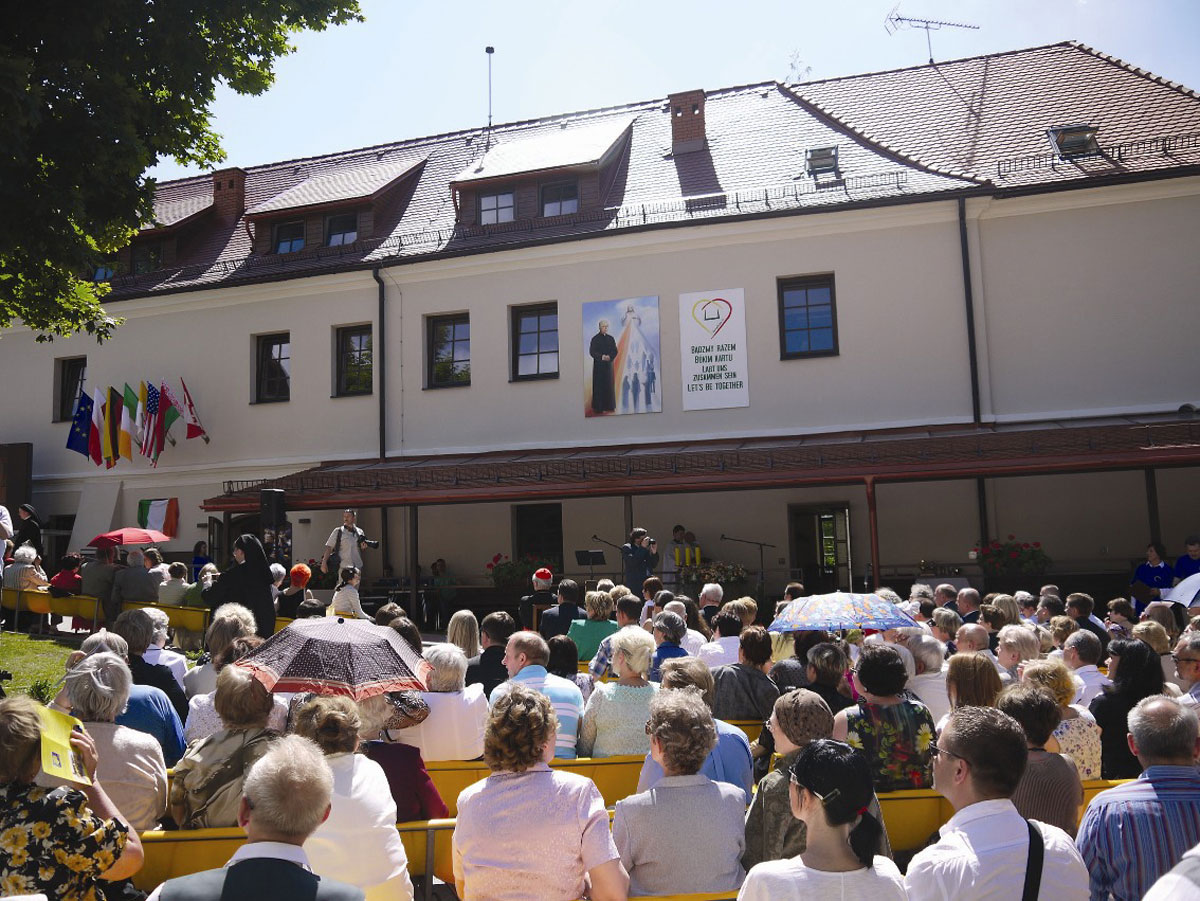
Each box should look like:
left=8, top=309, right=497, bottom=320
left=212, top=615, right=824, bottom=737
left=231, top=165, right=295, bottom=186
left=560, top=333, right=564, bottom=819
left=320, top=509, right=376, bottom=576
left=905, top=706, right=1088, bottom=900
left=1062, top=631, right=1111, bottom=706
left=0, top=503, right=11, bottom=577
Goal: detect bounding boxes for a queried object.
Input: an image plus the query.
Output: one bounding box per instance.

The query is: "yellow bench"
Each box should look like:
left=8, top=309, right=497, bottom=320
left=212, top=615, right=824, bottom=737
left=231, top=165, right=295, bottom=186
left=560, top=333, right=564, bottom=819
left=135, top=818, right=457, bottom=898
left=122, top=600, right=295, bottom=635
left=726, top=719, right=763, bottom=743
left=426, top=754, right=646, bottom=816
left=1, top=587, right=102, bottom=630
left=873, top=778, right=1131, bottom=852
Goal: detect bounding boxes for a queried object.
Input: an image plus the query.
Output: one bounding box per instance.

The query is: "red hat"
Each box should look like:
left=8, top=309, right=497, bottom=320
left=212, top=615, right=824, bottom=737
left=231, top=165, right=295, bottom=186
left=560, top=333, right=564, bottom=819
left=534, top=567, right=553, bottom=581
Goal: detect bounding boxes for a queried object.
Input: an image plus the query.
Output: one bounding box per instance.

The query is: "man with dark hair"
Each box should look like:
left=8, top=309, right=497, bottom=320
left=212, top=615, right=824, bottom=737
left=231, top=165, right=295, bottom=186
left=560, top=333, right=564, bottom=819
left=1077, top=695, right=1200, bottom=901
left=1036, top=593, right=1065, bottom=623
left=661, top=524, right=687, bottom=590
left=906, top=706, right=1089, bottom=899
left=588, top=595, right=644, bottom=678
left=466, top=611, right=516, bottom=698
left=1066, top=592, right=1108, bottom=650
left=538, top=578, right=583, bottom=640
left=1133, top=542, right=1174, bottom=611
left=697, top=611, right=743, bottom=668
left=1176, top=535, right=1200, bottom=583
left=710, top=626, right=779, bottom=722
left=957, top=588, right=981, bottom=624
left=1062, top=630, right=1111, bottom=706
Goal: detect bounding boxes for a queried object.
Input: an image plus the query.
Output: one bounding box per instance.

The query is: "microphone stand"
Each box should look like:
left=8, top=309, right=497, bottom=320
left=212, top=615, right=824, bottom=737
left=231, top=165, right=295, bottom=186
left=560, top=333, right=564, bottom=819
left=720, top=533, right=776, bottom=604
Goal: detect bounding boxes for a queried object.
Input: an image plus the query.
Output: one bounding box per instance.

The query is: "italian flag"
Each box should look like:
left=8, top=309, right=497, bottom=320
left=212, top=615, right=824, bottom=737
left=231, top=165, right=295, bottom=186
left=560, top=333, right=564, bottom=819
left=137, top=498, right=180, bottom=536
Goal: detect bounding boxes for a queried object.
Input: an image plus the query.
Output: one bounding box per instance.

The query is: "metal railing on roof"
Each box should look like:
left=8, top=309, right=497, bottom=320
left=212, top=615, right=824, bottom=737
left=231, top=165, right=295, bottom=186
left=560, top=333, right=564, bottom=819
left=996, top=129, right=1200, bottom=177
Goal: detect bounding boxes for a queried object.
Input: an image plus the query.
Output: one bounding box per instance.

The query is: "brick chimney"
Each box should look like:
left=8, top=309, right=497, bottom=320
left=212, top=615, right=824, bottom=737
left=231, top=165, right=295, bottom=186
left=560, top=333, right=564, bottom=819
left=211, top=167, right=247, bottom=223
left=668, top=89, right=707, bottom=155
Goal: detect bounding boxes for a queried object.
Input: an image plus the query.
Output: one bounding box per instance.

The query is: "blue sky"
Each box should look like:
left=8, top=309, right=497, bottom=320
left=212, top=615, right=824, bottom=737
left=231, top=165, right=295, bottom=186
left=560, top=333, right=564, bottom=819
left=149, top=0, right=1200, bottom=181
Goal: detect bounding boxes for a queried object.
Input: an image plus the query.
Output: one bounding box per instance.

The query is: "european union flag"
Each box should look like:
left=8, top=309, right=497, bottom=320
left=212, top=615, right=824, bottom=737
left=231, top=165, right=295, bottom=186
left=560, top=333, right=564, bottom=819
left=66, top=392, right=93, bottom=457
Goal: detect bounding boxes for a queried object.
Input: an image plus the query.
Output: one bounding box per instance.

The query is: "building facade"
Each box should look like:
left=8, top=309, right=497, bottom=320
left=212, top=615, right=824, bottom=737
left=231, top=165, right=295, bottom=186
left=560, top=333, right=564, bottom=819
left=3, top=41, right=1199, bottom=599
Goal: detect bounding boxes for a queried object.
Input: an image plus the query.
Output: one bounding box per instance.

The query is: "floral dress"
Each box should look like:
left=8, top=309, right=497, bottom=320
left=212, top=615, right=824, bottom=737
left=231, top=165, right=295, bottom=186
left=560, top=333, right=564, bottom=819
left=844, top=698, right=935, bottom=792
left=0, top=781, right=129, bottom=900
left=1054, top=710, right=1103, bottom=780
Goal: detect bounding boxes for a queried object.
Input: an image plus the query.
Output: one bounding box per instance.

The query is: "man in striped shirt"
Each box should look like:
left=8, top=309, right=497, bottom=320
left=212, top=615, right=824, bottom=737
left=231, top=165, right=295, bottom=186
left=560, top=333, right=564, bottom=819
left=1076, top=695, right=1200, bottom=901
left=490, top=631, right=583, bottom=759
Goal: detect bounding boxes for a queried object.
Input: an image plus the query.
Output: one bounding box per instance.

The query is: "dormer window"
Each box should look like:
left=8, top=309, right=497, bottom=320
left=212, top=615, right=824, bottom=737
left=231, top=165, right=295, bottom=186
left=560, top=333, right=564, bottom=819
left=480, top=191, right=515, bottom=225
left=132, top=242, right=163, bottom=275
left=326, top=213, right=358, bottom=247
left=1047, top=125, right=1100, bottom=158
left=806, top=146, right=840, bottom=177
left=274, top=221, right=305, bottom=254
left=541, top=181, right=579, bottom=217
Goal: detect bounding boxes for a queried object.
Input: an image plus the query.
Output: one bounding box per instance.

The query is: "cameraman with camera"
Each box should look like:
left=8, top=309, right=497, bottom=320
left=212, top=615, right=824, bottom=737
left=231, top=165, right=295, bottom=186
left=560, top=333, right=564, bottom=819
left=320, top=509, right=380, bottom=577
left=620, top=527, right=660, bottom=593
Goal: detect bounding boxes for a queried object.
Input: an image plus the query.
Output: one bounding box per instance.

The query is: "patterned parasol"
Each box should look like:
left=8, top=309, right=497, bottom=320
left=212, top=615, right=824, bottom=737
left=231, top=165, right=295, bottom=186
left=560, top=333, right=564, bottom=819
left=237, top=617, right=431, bottom=700
left=767, top=592, right=920, bottom=633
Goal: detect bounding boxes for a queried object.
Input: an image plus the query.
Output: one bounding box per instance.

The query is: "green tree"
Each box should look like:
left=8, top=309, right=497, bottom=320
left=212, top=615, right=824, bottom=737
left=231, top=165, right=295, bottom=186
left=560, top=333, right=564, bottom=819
left=0, top=1, right=363, bottom=342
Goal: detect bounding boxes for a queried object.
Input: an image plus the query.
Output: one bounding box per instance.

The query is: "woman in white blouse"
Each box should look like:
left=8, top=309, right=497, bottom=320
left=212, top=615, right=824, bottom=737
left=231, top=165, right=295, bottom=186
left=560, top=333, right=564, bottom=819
left=739, top=739, right=906, bottom=900
left=385, top=643, right=487, bottom=761
left=51, top=651, right=167, bottom=831
left=295, top=694, right=414, bottom=901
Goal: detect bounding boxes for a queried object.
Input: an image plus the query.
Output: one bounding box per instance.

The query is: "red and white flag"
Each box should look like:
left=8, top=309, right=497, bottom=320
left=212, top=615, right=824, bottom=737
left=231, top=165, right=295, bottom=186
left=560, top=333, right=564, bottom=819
left=179, top=378, right=209, bottom=443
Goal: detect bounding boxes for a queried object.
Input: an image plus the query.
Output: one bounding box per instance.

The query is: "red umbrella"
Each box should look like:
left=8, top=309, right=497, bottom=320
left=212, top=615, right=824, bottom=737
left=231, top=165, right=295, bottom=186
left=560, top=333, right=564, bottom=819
left=237, top=617, right=431, bottom=700
left=88, top=527, right=172, bottom=548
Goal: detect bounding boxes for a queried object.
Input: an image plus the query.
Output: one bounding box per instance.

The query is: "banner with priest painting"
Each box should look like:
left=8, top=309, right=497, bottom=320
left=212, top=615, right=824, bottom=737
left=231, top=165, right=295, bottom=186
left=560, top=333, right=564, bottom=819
left=583, top=296, right=662, bottom=417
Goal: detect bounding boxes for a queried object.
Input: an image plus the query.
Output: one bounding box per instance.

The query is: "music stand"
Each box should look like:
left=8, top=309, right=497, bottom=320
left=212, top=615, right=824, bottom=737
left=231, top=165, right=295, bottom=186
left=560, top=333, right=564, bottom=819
left=575, top=550, right=606, bottom=587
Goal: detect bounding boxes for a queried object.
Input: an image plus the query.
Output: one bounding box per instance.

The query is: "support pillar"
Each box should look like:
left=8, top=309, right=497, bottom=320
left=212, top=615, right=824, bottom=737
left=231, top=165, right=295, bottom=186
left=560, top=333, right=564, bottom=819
left=1145, top=468, right=1161, bottom=545
left=976, top=477, right=990, bottom=548
left=623, top=494, right=634, bottom=541
left=407, top=505, right=420, bottom=626
left=865, top=477, right=881, bottom=589
left=380, top=506, right=391, bottom=574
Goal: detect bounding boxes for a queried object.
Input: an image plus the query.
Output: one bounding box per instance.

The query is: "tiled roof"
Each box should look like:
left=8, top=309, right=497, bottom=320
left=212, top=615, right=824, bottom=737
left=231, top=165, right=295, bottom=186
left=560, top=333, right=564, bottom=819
left=142, top=178, right=213, bottom=231
left=245, top=156, right=427, bottom=216
left=794, top=41, right=1200, bottom=188
left=122, top=41, right=1200, bottom=299
left=452, top=116, right=635, bottom=183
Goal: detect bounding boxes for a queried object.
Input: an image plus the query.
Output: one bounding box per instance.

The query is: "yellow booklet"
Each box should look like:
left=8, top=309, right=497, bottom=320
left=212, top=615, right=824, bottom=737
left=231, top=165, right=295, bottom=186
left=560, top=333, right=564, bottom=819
left=36, top=705, right=91, bottom=785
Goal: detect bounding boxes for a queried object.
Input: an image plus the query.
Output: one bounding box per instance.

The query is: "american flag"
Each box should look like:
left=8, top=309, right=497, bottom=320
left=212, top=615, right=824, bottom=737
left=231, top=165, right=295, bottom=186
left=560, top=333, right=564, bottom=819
left=141, top=383, right=159, bottom=457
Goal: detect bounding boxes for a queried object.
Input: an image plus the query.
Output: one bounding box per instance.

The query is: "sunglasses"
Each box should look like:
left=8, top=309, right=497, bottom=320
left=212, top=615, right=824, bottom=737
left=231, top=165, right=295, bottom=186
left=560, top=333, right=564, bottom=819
left=930, top=742, right=967, bottom=763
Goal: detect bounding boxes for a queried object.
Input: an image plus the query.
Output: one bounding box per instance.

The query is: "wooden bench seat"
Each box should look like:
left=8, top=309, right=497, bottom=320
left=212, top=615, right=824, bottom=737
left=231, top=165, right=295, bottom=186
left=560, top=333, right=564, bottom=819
left=425, top=754, right=645, bottom=816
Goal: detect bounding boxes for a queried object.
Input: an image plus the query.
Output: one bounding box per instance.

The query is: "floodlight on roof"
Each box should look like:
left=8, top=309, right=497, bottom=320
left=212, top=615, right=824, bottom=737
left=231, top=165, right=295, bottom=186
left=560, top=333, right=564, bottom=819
left=1047, top=125, right=1100, bottom=158
left=806, top=146, right=840, bottom=177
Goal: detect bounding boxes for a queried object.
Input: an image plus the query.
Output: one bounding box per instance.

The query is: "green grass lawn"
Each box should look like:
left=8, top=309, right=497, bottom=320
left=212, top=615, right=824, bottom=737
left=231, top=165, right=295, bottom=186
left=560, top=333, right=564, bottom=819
left=0, top=632, right=77, bottom=700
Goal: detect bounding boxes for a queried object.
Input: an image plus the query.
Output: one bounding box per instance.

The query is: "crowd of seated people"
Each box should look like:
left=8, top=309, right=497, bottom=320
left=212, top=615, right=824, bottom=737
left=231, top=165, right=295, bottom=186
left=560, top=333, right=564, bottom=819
left=3, top=563, right=1200, bottom=901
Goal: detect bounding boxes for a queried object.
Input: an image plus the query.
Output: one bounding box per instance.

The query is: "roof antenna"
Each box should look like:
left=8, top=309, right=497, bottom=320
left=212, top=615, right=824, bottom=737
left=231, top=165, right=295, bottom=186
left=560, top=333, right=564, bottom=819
left=484, top=46, right=495, bottom=152
left=884, top=5, right=978, bottom=64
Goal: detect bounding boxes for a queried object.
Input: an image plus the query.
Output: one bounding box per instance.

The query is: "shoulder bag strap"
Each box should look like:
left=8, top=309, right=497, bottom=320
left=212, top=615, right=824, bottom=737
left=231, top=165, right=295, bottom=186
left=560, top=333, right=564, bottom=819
left=1022, top=819, right=1045, bottom=901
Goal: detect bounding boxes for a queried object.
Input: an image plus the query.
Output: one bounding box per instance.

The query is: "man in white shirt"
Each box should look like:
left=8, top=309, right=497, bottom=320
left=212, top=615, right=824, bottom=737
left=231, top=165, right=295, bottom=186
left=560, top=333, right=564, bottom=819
left=907, top=633, right=952, bottom=724
left=319, top=509, right=377, bottom=577
left=1062, top=630, right=1111, bottom=706
left=905, top=706, right=1089, bottom=900
left=697, top=610, right=743, bottom=668
left=145, top=734, right=366, bottom=901
left=663, top=600, right=704, bottom=655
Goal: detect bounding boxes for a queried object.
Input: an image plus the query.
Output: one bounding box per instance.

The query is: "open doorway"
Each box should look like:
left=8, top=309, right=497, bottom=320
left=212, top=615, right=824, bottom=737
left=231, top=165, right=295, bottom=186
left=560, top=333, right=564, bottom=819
left=787, top=504, right=852, bottom=594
